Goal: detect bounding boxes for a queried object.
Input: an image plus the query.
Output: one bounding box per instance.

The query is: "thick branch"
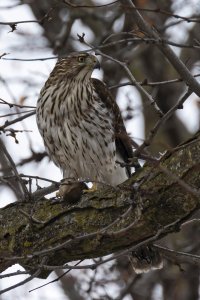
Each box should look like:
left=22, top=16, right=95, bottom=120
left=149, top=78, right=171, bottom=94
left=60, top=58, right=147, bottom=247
left=0, top=133, right=200, bottom=277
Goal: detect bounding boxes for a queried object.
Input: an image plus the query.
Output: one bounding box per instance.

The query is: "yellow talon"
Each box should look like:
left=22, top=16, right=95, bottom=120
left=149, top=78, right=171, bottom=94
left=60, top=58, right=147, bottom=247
left=83, top=183, right=98, bottom=193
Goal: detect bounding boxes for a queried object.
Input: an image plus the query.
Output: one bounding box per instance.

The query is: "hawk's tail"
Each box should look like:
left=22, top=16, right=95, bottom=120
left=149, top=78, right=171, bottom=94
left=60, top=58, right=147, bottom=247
left=129, top=246, right=163, bottom=273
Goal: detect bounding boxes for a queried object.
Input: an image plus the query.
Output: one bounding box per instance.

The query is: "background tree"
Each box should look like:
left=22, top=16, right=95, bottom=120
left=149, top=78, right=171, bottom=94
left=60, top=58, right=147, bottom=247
left=0, top=0, right=200, bottom=299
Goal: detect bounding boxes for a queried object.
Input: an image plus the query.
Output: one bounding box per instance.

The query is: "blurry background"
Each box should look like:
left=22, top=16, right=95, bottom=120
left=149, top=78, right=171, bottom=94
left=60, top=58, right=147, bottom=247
left=0, top=0, right=200, bottom=299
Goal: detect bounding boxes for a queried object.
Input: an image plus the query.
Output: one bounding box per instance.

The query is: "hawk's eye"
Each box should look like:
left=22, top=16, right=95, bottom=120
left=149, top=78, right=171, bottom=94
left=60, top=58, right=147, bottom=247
left=78, top=56, right=85, bottom=63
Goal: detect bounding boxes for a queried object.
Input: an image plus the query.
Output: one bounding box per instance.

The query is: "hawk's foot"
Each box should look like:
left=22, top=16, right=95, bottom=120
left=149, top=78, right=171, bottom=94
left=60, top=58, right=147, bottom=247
left=57, top=182, right=86, bottom=203
left=83, top=183, right=98, bottom=193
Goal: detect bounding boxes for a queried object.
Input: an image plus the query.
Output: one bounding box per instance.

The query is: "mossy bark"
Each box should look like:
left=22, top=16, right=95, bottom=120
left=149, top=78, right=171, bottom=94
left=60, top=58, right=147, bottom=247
left=0, top=134, right=200, bottom=277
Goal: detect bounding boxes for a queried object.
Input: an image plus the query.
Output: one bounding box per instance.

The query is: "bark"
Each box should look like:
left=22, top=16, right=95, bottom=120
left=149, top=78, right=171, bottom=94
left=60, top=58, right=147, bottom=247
left=0, top=133, right=200, bottom=278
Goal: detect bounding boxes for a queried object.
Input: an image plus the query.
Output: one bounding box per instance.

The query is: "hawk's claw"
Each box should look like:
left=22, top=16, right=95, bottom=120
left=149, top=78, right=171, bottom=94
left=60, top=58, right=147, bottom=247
left=83, top=183, right=98, bottom=193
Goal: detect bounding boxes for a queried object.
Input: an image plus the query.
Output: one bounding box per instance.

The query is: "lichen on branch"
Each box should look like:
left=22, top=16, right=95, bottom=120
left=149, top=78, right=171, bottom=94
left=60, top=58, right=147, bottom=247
left=0, top=133, right=200, bottom=278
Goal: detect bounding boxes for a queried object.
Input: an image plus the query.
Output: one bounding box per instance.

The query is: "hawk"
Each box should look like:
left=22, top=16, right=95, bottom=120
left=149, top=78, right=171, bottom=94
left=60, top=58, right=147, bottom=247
left=36, top=52, right=162, bottom=273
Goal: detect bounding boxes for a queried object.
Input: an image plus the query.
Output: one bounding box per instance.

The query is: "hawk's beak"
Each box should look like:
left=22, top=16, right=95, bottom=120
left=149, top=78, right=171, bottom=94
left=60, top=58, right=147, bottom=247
left=94, top=59, right=100, bottom=70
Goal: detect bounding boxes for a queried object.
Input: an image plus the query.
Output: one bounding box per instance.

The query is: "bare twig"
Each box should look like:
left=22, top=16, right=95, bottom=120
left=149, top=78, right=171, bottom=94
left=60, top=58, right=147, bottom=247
left=154, top=245, right=200, bottom=266
left=20, top=174, right=57, bottom=184
left=0, top=140, right=29, bottom=201
left=2, top=56, right=58, bottom=61
left=0, top=53, right=9, bottom=59
left=62, top=0, right=119, bottom=8
left=0, top=270, right=28, bottom=279
left=0, top=20, right=40, bottom=25
left=2, top=35, right=200, bottom=62
left=0, top=109, right=35, bottom=118
left=0, top=7, right=53, bottom=32
left=29, top=260, right=83, bottom=292
left=0, top=98, right=35, bottom=109
left=133, top=88, right=193, bottom=156
left=0, top=111, right=35, bottom=131
left=0, top=257, right=47, bottom=295
left=31, top=183, right=59, bottom=200
left=110, top=73, right=200, bottom=88
left=99, top=52, right=163, bottom=117
left=125, top=0, right=200, bottom=97
left=101, top=34, right=200, bottom=50
left=127, top=6, right=200, bottom=24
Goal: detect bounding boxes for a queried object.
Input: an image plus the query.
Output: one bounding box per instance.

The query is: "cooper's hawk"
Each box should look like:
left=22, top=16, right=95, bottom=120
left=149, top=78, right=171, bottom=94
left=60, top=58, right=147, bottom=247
left=36, top=52, right=162, bottom=273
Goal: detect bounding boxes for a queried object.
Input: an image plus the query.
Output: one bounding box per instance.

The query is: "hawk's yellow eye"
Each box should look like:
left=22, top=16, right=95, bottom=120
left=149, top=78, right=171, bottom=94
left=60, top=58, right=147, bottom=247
left=78, top=56, right=85, bottom=63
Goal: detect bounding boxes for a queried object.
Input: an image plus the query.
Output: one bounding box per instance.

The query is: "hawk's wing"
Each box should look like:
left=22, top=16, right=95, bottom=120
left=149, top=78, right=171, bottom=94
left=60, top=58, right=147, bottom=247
left=91, top=78, right=133, bottom=177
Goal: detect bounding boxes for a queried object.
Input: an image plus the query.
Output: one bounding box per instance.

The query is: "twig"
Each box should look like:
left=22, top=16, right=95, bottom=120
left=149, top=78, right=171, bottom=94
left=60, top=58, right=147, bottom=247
left=0, top=257, right=47, bottom=295
left=109, top=73, right=200, bottom=88
left=0, top=140, right=29, bottom=201
left=0, top=20, right=40, bottom=25
left=2, top=56, right=58, bottom=61
left=0, top=111, right=35, bottom=131
left=127, top=6, right=200, bottom=23
left=0, top=270, right=28, bottom=279
left=0, top=109, right=35, bottom=118
left=31, top=183, right=59, bottom=200
left=181, top=218, right=200, bottom=227
left=29, top=260, right=83, bottom=292
left=0, top=53, right=9, bottom=59
left=62, top=0, right=119, bottom=8
left=0, top=98, right=35, bottom=109
left=20, top=174, right=58, bottom=184
left=2, top=35, right=200, bottom=62
left=0, top=7, right=53, bottom=32
left=133, top=88, right=193, bottom=156
left=0, top=257, right=46, bottom=295
left=125, top=0, right=200, bottom=97
left=0, top=77, right=34, bottom=149
left=101, top=35, right=200, bottom=50
left=154, top=245, right=200, bottom=266
left=19, top=209, right=46, bottom=225
left=62, top=0, right=200, bottom=25
left=1, top=174, right=59, bottom=200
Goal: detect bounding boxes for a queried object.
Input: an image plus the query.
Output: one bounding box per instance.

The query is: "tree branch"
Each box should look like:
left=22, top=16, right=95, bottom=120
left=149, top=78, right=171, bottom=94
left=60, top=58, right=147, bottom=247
left=0, top=132, right=200, bottom=278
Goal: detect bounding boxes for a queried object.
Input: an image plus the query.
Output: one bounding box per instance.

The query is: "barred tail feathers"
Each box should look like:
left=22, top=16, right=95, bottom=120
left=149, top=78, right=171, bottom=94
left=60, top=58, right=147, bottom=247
left=129, top=246, right=163, bottom=274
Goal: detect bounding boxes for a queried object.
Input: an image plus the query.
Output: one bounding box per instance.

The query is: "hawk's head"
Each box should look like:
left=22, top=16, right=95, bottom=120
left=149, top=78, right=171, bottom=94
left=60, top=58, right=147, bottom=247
left=51, top=52, right=100, bottom=82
